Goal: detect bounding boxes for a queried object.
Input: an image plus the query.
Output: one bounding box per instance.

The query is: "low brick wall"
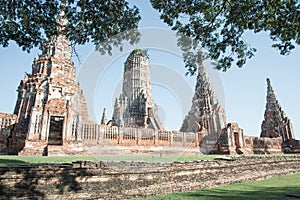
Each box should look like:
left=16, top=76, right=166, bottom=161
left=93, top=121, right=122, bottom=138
left=0, top=156, right=300, bottom=199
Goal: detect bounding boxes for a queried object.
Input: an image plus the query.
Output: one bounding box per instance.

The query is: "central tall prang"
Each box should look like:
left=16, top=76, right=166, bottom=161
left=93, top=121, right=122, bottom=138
left=113, top=49, right=163, bottom=130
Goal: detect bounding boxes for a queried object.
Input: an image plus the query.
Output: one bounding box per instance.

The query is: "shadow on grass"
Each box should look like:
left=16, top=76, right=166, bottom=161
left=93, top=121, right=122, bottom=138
left=0, top=158, right=27, bottom=166
left=173, top=185, right=299, bottom=200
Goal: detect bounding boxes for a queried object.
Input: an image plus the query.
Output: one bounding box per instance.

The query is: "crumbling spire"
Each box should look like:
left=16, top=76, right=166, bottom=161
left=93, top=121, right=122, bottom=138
left=181, top=63, right=226, bottom=152
left=261, top=78, right=295, bottom=142
left=181, top=64, right=226, bottom=133
left=265, top=78, right=280, bottom=112
left=42, top=1, right=71, bottom=61
left=101, top=108, right=107, bottom=125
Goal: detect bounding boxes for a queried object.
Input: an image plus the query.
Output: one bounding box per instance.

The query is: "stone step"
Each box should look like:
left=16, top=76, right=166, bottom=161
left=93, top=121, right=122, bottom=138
left=46, top=143, right=89, bottom=156
left=47, top=145, right=65, bottom=156
left=18, top=141, right=47, bottom=156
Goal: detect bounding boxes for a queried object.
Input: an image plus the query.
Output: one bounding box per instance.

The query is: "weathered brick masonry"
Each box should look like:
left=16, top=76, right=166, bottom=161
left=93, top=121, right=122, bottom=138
left=0, top=156, right=300, bottom=199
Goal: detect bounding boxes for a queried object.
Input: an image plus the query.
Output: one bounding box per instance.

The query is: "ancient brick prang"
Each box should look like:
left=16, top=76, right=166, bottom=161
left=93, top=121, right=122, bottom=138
left=260, top=78, right=297, bottom=151
left=10, top=32, right=90, bottom=154
left=181, top=64, right=226, bottom=153
left=113, top=49, right=163, bottom=130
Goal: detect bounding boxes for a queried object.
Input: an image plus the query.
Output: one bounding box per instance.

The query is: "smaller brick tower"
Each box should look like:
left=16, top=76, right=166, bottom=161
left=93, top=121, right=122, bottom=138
left=180, top=64, right=226, bottom=152
left=260, top=78, right=295, bottom=143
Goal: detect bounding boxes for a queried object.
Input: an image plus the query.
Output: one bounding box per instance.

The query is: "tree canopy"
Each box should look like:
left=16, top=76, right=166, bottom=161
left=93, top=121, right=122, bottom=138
left=151, top=0, right=300, bottom=73
left=0, top=0, right=140, bottom=54
left=1, top=0, right=299, bottom=73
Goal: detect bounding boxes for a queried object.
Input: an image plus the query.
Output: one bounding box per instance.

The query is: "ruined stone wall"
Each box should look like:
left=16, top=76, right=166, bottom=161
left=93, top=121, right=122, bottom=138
left=214, top=134, right=283, bottom=155
left=82, top=125, right=199, bottom=147
left=0, top=113, right=17, bottom=154
left=0, top=156, right=300, bottom=199
left=243, top=136, right=283, bottom=154
left=290, top=139, right=300, bottom=153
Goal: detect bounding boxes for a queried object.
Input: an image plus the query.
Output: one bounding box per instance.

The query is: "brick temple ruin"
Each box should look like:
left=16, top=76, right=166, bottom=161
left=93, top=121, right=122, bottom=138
left=180, top=64, right=227, bottom=153
left=111, top=49, right=163, bottom=130
left=0, top=30, right=299, bottom=155
left=1, top=31, right=92, bottom=155
left=0, top=37, right=199, bottom=155
left=260, top=78, right=299, bottom=152
left=214, top=78, right=300, bottom=154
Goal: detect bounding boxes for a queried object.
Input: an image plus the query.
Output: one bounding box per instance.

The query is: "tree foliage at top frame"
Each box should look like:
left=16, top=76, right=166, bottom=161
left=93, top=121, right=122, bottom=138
left=0, top=0, right=141, bottom=55
left=150, top=0, right=300, bottom=74
left=0, top=0, right=299, bottom=73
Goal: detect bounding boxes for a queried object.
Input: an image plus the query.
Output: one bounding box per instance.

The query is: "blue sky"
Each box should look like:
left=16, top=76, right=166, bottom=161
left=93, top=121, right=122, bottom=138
left=0, top=1, right=299, bottom=138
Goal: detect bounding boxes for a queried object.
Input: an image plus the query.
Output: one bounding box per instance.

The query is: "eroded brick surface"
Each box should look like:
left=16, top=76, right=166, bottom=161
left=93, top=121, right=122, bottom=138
left=0, top=156, right=299, bottom=199
left=260, top=78, right=300, bottom=152
left=112, top=49, right=163, bottom=130
left=180, top=64, right=227, bottom=153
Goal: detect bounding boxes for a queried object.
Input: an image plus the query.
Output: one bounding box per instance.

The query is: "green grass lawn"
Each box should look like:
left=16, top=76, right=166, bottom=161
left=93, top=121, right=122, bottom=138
left=0, top=154, right=218, bottom=166
left=0, top=154, right=299, bottom=167
left=0, top=155, right=97, bottom=166
left=140, top=173, right=300, bottom=200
